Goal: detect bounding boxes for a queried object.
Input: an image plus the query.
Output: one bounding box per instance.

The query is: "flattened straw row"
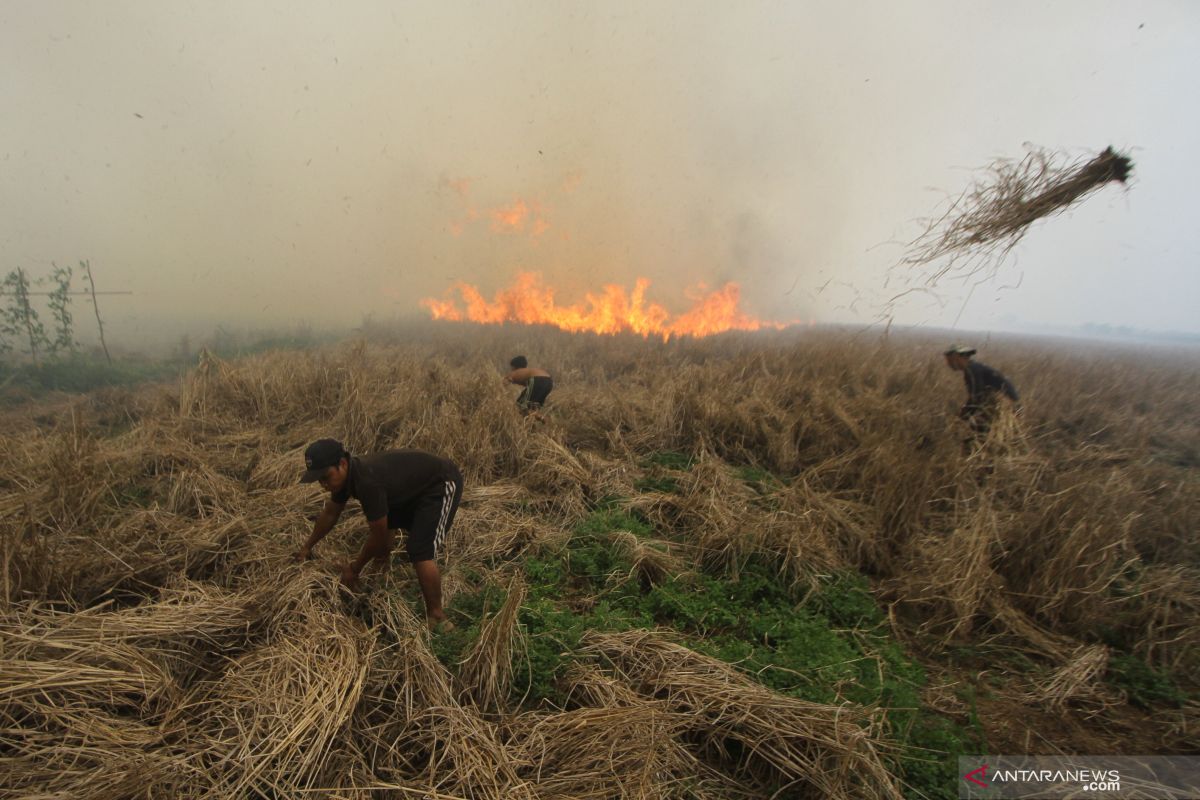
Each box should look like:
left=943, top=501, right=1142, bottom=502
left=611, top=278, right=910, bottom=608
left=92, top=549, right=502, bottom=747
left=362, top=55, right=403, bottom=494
left=510, top=705, right=698, bottom=800
left=517, top=435, right=591, bottom=512
left=458, top=573, right=527, bottom=711
left=890, top=490, right=1010, bottom=642
left=985, top=597, right=1079, bottom=664
left=628, top=457, right=771, bottom=576
left=561, top=664, right=766, bottom=799
left=248, top=444, right=312, bottom=491
left=565, top=662, right=652, bottom=709
left=777, top=480, right=875, bottom=575
left=1093, top=563, right=1200, bottom=677
left=0, top=624, right=193, bottom=798
left=364, top=578, right=457, bottom=710
left=176, top=595, right=375, bottom=797
left=360, top=584, right=532, bottom=800
left=463, top=482, right=535, bottom=505
left=581, top=629, right=904, bottom=800
left=3, top=701, right=167, bottom=749
left=450, top=505, right=567, bottom=566
left=1024, top=644, right=1113, bottom=711
left=3, top=587, right=264, bottom=692
left=0, top=749, right=191, bottom=800
left=47, top=514, right=252, bottom=603
left=606, top=529, right=686, bottom=586
left=401, top=706, right=535, bottom=800
left=1, top=655, right=174, bottom=707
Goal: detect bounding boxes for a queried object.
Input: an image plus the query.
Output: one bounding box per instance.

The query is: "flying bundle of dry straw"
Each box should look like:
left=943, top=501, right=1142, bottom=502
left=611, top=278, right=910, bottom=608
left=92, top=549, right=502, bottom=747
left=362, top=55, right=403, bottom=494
left=903, top=145, right=1134, bottom=284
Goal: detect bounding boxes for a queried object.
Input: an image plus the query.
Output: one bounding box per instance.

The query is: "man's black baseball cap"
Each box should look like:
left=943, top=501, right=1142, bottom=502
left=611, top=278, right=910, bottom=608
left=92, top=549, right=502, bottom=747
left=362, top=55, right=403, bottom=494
left=299, top=438, right=347, bottom=483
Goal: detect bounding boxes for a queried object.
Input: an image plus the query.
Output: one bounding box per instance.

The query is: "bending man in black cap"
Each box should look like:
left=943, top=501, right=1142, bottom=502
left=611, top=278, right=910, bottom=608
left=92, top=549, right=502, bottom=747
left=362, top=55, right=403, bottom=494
left=296, top=438, right=464, bottom=630
left=943, top=344, right=1020, bottom=435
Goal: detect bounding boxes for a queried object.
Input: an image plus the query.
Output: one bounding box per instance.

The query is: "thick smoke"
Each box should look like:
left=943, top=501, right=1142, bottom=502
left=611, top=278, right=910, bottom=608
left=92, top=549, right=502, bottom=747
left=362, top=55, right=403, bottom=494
left=1, top=2, right=1196, bottom=348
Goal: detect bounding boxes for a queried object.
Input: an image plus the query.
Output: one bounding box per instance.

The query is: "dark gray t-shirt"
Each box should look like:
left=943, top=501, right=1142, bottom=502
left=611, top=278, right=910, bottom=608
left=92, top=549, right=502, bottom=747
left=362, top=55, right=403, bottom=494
left=964, top=361, right=1019, bottom=408
left=332, top=450, right=460, bottom=521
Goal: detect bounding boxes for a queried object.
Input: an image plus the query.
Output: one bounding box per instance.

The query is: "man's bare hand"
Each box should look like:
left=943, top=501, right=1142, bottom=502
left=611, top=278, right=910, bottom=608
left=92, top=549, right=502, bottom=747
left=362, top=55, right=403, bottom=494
left=339, top=563, right=362, bottom=592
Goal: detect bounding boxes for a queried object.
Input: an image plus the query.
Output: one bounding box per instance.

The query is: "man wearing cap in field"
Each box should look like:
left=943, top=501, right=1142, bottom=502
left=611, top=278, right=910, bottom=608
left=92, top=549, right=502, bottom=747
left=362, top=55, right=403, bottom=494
left=295, top=438, right=464, bottom=631
left=505, top=355, right=553, bottom=416
left=943, top=344, right=1020, bottom=435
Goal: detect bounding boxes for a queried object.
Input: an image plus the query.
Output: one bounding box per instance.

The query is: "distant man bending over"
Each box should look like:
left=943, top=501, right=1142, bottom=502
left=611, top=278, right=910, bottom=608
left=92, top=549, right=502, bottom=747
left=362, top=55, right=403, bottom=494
left=943, top=344, right=1020, bottom=436
left=296, top=438, right=463, bottom=631
left=505, top=355, right=553, bottom=416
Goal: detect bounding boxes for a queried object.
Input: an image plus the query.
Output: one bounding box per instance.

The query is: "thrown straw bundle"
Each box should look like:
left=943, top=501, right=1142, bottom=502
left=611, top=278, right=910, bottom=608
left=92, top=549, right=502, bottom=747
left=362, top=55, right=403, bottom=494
left=902, top=145, right=1133, bottom=284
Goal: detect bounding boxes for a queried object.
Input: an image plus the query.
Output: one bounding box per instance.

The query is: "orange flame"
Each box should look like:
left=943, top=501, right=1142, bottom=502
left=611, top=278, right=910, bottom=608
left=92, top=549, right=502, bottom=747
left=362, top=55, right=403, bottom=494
left=420, top=272, right=795, bottom=340
left=490, top=200, right=530, bottom=232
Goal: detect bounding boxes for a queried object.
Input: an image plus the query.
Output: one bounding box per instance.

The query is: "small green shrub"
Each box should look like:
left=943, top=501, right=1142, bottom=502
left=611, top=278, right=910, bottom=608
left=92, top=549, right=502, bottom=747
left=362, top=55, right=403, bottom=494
left=634, top=475, right=680, bottom=494
left=734, top=464, right=785, bottom=491
left=643, top=451, right=694, bottom=470
left=1106, top=652, right=1188, bottom=709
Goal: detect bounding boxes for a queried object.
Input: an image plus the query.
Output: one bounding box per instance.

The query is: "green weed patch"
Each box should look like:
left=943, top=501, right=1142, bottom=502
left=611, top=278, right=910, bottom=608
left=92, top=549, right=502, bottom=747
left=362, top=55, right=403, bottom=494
left=434, top=503, right=978, bottom=798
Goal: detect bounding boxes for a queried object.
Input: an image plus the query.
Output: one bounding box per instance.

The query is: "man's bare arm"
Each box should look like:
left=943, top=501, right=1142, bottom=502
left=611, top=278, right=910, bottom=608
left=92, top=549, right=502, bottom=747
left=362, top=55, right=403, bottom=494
left=297, top=498, right=345, bottom=559
left=348, top=516, right=394, bottom=578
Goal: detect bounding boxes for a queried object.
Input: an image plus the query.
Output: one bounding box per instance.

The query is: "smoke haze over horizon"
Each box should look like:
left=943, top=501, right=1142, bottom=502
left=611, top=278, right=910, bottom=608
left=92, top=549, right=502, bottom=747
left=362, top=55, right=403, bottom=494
left=3, top=1, right=1198, bottom=349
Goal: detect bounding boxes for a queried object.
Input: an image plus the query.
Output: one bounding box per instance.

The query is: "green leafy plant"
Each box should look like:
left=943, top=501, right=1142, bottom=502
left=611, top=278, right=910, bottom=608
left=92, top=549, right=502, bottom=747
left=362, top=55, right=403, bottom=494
left=1, top=268, right=49, bottom=363
left=46, top=263, right=76, bottom=355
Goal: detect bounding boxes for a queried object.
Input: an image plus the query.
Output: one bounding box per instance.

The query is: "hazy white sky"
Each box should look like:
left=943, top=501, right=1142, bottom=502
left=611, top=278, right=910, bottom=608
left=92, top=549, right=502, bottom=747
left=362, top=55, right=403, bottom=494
left=2, top=1, right=1198, bottom=345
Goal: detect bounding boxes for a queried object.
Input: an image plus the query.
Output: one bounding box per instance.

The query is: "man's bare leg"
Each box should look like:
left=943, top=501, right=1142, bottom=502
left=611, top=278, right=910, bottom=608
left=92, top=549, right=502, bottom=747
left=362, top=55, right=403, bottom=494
left=412, top=559, right=451, bottom=630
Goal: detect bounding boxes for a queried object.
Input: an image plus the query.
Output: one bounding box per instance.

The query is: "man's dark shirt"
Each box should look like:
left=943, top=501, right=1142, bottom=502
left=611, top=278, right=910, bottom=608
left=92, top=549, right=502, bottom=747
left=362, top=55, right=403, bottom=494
left=963, top=361, right=1019, bottom=413
left=332, top=450, right=459, bottom=522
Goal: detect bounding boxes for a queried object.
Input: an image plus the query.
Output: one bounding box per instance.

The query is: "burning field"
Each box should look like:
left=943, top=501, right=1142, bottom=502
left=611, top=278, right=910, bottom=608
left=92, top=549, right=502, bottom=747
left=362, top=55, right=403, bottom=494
left=421, top=272, right=801, bottom=340
left=1, top=325, right=1197, bottom=799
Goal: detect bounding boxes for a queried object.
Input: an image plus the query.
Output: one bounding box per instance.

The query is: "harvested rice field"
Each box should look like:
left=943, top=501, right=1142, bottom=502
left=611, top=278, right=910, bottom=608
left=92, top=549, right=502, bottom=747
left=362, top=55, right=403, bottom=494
left=2, top=325, right=1197, bottom=799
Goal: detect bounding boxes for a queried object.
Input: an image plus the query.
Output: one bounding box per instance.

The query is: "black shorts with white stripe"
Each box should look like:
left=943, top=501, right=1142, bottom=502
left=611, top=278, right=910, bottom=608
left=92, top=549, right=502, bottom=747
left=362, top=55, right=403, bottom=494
left=517, top=375, right=553, bottom=410
left=386, top=471, right=464, bottom=562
